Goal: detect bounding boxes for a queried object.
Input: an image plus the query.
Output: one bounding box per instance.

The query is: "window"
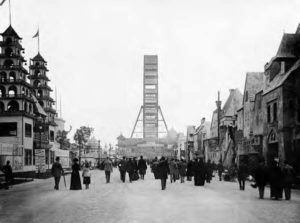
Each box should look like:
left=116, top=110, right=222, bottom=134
left=245, top=91, right=248, bottom=102
left=45, top=150, right=49, bottom=165
left=24, top=149, right=32, bottom=165
left=0, top=122, right=17, bottom=136
left=25, top=123, right=32, bottom=137
left=50, top=130, right=54, bottom=142
left=145, top=85, right=156, bottom=90
left=50, top=151, right=55, bottom=164
left=267, top=105, right=271, bottom=123
left=273, top=103, right=277, bottom=122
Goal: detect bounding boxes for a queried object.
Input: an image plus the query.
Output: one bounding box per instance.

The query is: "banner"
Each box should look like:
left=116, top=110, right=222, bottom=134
left=35, top=149, right=46, bottom=173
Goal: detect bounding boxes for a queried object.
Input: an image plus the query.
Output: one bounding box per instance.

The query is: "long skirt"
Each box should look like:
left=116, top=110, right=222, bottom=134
left=70, top=172, right=82, bottom=190
left=194, top=173, right=205, bottom=186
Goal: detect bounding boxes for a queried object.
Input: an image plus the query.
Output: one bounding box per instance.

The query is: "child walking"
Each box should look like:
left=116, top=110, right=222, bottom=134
left=82, top=163, right=91, bottom=189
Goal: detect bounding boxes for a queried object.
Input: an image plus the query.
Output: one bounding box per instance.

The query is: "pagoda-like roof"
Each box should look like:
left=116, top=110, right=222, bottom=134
left=32, top=53, right=47, bottom=63
left=1, top=25, right=22, bottom=39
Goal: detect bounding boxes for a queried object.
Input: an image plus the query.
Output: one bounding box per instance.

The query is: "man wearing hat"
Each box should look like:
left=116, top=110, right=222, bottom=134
left=51, top=157, right=64, bottom=190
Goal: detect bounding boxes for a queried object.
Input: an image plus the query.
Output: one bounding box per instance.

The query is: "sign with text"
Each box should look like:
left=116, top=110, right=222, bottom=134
left=35, top=149, right=46, bottom=173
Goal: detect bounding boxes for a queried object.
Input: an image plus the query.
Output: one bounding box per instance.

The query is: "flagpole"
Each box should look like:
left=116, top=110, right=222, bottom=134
left=38, top=26, right=40, bottom=53
left=9, top=0, right=11, bottom=25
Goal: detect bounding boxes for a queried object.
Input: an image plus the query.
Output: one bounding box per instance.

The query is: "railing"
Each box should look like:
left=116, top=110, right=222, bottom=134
left=44, top=107, right=56, bottom=113
left=0, top=78, right=31, bottom=85
left=0, top=65, right=28, bottom=73
left=0, top=93, right=33, bottom=101
left=29, top=74, right=50, bottom=81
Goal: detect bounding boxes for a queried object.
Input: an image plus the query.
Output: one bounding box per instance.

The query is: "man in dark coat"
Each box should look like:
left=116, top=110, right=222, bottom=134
left=157, top=157, right=169, bottom=190
left=283, top=160, right=295, bottom=200
left=151, top=157, right=159, bottom=179
left=118, top=157, right=127, bottom=183
left=254, top=158, right=269, bottom=199
left=178, top=159, right=187, bottom=183
left=269, top=158, right=283, bottom=200
left=1, top=160, right=13, bottom=189
left=237, top=163, right=248, bottom=190
left=193, top=157, right=206, bottom=186
left=205, top=159, right=213, bottom=183
left=51, top=157, right=64, bottom=190
left=126, top=158, right=135, bottom=182
left=217, top=161, right=224, bottom=181
left=137, top=156, right=147, bottom=180
left=186, top=160, right=194, bottom=181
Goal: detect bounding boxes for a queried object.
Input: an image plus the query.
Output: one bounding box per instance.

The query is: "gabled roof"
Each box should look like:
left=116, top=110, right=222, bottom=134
left=222, top=89, right=243, bottom=117
left=1, top=25, right=22, bottom=39
left=243, top=72, right=264, bottom=103
left=32, top=53, right=47, bottom=62
left=263, top=59, right=300, bottom=95
left=276, top=33, right=300, bottom=58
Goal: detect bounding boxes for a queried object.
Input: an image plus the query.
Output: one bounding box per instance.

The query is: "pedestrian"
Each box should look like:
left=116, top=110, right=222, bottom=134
left=132, top=157, right=139, bottom=181
left=151, top=157, right=160, bottom=179
left=253, top=157, right=269, bottom=199
left=217, top=161, right=224, bottom=181
left=138, top=156, right=147, bottom=180
left=104, top=157, right=113, bottom=183
left=169, top=159, right=176, bottom=183
left=269, top=158, right=283, bottom=200
left=178, top=158, right=187, bottom=183
left=237, top=162, right=248, bottom=190
left=1, top=160, right=13, bottom=189
left=70, top=158, right=82, bottom=190
left=118, top=156, right=127, bottom=182
left=205, top=159, right=213, bottom=183
left=126, top=158, right=135, bottom=182
left=157, top=156, right=169, bottom=190
left=193, top=157, right=206, bottom=186
left=282, top=160, right=295, bottom=200
left=82, top=163, right=91, bottom=189
left=51, top=157, right=64, bottom=190
left=186, top=159, right=194, bottom=181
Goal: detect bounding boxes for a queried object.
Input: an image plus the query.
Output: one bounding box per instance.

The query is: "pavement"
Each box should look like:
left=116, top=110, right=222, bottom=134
left=0, top=168, right=299, bottom=223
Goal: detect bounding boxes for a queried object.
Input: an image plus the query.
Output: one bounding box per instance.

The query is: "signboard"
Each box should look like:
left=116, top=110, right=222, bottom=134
left=35, top=149, right=46, bottom=173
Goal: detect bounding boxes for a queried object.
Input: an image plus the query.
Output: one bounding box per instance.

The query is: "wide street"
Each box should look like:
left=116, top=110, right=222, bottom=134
left=0, top=168, right=300, bottom=223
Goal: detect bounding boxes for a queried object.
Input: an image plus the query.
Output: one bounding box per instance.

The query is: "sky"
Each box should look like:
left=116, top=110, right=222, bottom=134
left=1, top=0, right=300, bottom=146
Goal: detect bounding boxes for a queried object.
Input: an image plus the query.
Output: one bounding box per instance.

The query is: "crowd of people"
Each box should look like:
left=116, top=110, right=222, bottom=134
left=0, top=154, right=288, bottom=202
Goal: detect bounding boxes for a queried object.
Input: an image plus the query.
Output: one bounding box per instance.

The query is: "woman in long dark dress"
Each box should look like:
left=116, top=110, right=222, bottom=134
left=193, top=157, right=206, bottom=186
left=70, top=158, right=82, bottom=190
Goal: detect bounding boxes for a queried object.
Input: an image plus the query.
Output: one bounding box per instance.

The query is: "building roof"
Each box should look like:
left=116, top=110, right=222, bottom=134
left=263, top=59, right=300, bottom=95
left=222, top=89, right=243, bottom=117
left=32, top=53, right=47, bottom=62
left=276, top=33, right=300, bottom=58
left=31, top=95, right=47, bottom=117
left=243, top=72, right=264, bottom=103
left=1, top=25, right=22, bottom=39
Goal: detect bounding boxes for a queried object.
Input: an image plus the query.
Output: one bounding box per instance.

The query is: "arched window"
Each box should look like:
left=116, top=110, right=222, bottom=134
left=33, top=80, right=41, bottom=87
left=0, top=86, right=5, bottom=97
left=0, top=101, right=4, bottom=112
left=5, top=47, right=13, bottom=56
left=35, top=62, right=40, bottom=66
left=22, top=87, right=25, bottom=95
left=26, top=89, right=28, bottom=96
left=9, top=72, right=16, bottom=82
left=8, top=85, right=17, bottom=96
left=34, top=70, right=40, bottom=76
left=38, top=101, right=44, bottom=107
left=0, top=72, right=6, bottom=82
left=4, top=60, right=13, bottom=68
left=29, top=104, right=32, bottom=113
left=38, top=89, right=43, bottom=97
left=7, top=100, right=19, bottom=112
left=24, top=102, right=27, bottom=112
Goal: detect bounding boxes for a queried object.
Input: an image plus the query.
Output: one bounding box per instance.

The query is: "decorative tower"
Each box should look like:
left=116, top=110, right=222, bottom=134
left=29, top=52, right=57, bottom=167
left=0, top=26, right=36, bottom=174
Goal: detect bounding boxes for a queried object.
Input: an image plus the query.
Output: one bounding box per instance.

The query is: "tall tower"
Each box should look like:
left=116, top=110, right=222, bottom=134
left=0, top=26, right=35, bottom=171
left=131, top=55, right=168, bottom=141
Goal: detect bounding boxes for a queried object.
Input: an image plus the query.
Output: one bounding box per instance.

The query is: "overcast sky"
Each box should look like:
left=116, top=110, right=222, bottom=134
left=1, top=0, right=300, bottom=146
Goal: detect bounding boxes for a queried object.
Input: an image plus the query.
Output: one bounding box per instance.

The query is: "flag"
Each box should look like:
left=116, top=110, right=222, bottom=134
left=0, top=0, right=6, bottom=6
left=33, top=29, right=39, bottom=38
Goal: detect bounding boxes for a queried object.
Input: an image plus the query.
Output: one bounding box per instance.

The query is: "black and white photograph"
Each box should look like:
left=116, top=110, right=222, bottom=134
left=0, top=0, right=300, bottom=222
